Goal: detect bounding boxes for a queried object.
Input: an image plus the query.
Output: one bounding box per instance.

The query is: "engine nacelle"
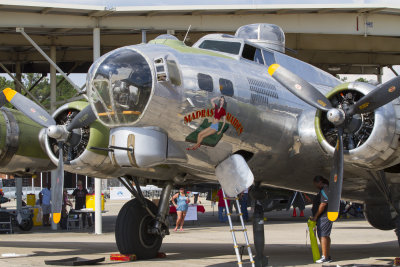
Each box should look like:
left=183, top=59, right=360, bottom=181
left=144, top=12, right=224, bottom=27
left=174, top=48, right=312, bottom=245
left=42, top=101, right=118, bottom=178
left=0, top=107, right=54, bottom=175
left=315, top=82, right=400, bottom=169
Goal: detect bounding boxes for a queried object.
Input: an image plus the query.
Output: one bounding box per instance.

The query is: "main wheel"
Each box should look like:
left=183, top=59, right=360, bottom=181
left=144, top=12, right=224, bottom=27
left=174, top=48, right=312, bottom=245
left=115, top=198, right=162, bottom=259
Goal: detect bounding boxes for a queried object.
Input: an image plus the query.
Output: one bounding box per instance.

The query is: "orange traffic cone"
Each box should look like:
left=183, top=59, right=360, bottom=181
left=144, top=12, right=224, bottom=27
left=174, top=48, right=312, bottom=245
left=300, top=210, right=304, bottom=217
left=292, top=208, right=297, bottom=217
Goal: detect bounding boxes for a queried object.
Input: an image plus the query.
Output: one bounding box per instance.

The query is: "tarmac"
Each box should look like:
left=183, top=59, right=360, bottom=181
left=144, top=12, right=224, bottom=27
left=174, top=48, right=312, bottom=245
left=0, top=198, right=398, bottom=266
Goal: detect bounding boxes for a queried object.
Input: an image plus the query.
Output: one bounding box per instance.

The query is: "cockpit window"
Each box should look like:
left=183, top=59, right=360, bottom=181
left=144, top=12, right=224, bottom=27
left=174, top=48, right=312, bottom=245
left=242, top=44, right=264, bottom=65
left=88, top=48, right=153, bottom=127
left=198, top=40, right=241, bottom=55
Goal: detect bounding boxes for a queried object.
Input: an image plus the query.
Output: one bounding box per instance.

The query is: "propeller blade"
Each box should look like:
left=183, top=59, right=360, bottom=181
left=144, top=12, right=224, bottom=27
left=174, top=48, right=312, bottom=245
left=66, top=104, right=97, bottom=132
left=52, top=141, right=64, bottom=224
left=348, top=76, right=400, bottom=115
left=2, top=88, right=56, bottom=127
left=268, top=64, right=333, bottom=112
left=327, top=128, right=344, bottom=222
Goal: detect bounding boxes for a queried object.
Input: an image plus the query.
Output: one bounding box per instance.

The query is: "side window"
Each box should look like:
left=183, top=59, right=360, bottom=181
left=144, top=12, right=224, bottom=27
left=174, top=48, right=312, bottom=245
left=242, top=44, right=264, bottom=65
left=219, top=78, right=234, bottom=97
left=254, top=49, right=264, bottom=64
left=262, top=50, right=276, bottom=66
left=197, top=73, right=213, bottom=92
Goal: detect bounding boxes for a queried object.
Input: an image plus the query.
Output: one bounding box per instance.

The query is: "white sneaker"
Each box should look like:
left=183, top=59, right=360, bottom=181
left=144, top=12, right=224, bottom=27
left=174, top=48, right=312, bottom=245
left=315, top=256, right=332, bottom=263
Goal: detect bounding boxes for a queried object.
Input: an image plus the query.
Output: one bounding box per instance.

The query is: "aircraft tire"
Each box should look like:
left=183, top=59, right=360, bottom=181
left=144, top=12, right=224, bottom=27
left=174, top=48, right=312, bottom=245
left=364, top=202, right=396, bottom=230
left=115, top=198, right=162, bottom=259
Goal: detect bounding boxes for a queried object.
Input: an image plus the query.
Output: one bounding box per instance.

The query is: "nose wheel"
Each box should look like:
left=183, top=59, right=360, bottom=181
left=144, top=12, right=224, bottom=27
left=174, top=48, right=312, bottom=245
left=115, top=176, right=172, bottom=259
left=115, top=198, right=162, bottom=259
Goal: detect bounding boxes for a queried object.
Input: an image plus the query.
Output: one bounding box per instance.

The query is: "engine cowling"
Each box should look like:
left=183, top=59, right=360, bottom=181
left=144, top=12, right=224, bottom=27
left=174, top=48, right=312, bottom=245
left=315, top=82, right=400, bottom=169
left=41, top=101, right=118, bottom=178
left=0, top=107, right=54, bottom=175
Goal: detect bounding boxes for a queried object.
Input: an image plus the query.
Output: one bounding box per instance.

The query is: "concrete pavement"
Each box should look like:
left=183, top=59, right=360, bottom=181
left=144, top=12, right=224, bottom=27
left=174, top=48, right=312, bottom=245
left=0, top=199, right=397, bottom=266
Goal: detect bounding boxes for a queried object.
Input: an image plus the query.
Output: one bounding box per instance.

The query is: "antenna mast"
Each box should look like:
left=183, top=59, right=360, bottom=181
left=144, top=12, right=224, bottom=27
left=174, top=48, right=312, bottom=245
left=183, top=25, right=192, bottom=44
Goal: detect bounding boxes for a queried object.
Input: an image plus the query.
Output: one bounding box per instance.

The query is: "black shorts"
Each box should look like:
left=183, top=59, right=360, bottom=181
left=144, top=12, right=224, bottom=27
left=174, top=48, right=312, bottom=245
left=317, top=216, right=333, bottom=238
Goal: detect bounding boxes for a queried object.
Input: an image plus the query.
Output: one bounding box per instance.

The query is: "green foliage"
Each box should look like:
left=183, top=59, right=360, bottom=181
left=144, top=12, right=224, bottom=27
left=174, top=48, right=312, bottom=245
left=0, top=76, right=14, bottom=90
left=355, top=77, right=369, bottom=83
left=1, top=73, right=78, bottom=110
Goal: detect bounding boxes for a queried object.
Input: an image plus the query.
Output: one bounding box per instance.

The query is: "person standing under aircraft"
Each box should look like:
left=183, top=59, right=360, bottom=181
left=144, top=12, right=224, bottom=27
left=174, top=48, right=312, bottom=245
left=72, top=180, right=92, bottom=228
left=216, top=188, right=230, bottom=222
left=171, top=188, right=190, bottom=231
left=310, top=175, right=333, bottom=263
left=39, top=184, right=51, bottom=226
left=239, top=188, right=249, bottom=221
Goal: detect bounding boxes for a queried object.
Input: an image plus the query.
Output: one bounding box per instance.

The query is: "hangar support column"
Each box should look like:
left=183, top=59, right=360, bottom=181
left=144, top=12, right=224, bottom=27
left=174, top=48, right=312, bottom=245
left=93, top=27, right=103, bottom=235
left=15, top=177, right=22, bottom=211
left=377, top=66, right=383, bottom=84
left=15, top=61, right=22, bottom=93
left=50, top=45, right=57, bottom=113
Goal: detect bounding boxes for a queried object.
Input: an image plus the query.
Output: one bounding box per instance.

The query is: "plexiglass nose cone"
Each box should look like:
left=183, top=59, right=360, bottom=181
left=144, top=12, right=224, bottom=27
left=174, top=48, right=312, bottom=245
left=87, top=48, right=153, bottom=127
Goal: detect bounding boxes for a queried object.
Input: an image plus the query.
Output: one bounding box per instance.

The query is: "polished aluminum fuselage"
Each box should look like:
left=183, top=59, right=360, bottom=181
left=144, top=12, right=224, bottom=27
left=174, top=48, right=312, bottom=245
left=115, top=41, right=348, bottom=197
left=117, top=38, right=400, bottom=203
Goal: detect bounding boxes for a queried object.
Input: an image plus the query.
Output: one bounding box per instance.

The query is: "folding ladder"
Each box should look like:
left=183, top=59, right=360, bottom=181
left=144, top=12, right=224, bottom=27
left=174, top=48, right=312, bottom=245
left=222, top=189, right=255, bottom=267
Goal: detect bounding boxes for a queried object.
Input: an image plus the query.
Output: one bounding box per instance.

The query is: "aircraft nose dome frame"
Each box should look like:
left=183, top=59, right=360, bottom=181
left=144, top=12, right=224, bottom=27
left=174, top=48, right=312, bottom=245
left=87, top=47, right=154, bottom=128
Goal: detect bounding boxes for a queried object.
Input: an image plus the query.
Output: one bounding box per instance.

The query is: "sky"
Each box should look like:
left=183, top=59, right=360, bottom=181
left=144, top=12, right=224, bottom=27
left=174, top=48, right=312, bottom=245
left=14, top=0, right=400, bottom=6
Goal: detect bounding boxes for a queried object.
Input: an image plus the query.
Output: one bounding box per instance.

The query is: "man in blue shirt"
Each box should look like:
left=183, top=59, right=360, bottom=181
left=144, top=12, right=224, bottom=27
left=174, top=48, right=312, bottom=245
left=39, top=185, right=51, bottom=226
left=310, top=175, right=333, bottom=263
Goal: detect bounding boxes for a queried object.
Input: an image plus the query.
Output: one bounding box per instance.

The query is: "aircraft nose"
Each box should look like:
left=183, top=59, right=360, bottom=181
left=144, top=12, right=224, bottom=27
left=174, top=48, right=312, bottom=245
left=87, top=48, right=153, bottom=127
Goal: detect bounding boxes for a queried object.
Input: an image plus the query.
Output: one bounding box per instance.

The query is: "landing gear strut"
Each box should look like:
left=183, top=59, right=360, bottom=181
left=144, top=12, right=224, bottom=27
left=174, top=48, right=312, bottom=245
left=250, top=184, right=269, bottom=267
left=115, top=176, right=172, bottom=259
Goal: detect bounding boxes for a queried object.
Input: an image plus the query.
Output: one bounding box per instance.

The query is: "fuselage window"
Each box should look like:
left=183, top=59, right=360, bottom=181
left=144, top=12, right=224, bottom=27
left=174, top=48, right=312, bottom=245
left=198, top=40, right=242, bottom=55
left=242, top=44, right=264, bottom=65
left=254, top=49, right=264, bottom=64
left=219, top=78, right=234, bottom=97
left=198, top=73, right=213, bottom=92
left=262, top=50, right=276, bottom=66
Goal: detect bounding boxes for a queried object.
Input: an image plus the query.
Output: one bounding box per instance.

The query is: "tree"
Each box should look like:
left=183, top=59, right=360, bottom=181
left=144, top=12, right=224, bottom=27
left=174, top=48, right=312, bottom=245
left=0, top=74, right=79, bottom=110
left=355, top=77, right=369, bottom=83
left=0, top=76, right=14, bottom=90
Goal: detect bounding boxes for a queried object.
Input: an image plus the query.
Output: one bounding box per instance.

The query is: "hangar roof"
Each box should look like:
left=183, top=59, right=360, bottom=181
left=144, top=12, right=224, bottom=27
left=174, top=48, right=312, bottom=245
left=1, top=2, right=400, bottom=76
left=1, top=2, right=400, bottom=16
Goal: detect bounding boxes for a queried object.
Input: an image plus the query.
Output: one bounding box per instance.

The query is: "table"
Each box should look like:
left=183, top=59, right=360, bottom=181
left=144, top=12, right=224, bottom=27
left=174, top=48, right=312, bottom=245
left=169, top=204, right=205, bottom=214
left=169, top=205, right=205, bottom=224
left=67, top=209, right=106, bottom=230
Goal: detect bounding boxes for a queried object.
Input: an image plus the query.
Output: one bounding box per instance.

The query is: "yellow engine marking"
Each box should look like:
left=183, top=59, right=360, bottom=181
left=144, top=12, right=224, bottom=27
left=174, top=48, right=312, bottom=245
left=98, top=111, right=141, bottom=116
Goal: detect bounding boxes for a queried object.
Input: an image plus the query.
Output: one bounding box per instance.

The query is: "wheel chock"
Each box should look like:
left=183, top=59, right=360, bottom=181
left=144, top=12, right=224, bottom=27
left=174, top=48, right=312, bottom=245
left=157, top=252, right=167, bottom=258
left=110, top=254, right=137, bottom=262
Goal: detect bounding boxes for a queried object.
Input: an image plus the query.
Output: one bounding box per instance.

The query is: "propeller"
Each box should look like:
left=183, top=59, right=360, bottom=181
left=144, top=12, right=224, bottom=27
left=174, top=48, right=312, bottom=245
left=268, top=64, right=400, bottom=221
left=0, top=87, right=97, bottom=223
left=66, top=104, right=97, bottom=132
